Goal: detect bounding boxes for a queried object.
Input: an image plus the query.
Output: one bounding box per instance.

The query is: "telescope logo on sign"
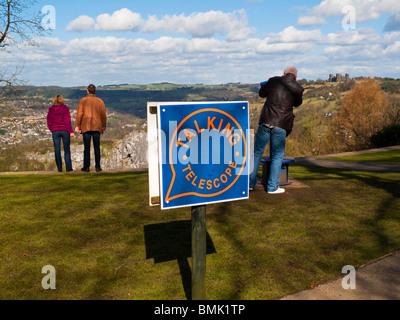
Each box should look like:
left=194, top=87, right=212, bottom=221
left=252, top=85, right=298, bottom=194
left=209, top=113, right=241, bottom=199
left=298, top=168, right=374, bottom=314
left=148, top=102, right=249, bottom=210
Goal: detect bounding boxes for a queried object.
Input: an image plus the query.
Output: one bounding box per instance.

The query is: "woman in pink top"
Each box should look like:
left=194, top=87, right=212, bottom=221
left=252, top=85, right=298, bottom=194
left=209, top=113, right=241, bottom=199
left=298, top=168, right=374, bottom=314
left=47, top=95, right=75, bottom=172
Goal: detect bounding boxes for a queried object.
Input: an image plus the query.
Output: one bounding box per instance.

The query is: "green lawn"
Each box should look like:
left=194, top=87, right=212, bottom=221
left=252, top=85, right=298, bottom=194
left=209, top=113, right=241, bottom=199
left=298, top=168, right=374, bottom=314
left=0, top=166, right=399, bottom=300
left=321, top=148, right=400, bottom=163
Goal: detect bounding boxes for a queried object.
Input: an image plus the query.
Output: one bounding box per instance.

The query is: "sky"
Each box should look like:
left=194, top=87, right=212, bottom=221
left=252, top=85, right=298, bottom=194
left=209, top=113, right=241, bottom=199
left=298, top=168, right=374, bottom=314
left=2, top=0, right=400, bottom=86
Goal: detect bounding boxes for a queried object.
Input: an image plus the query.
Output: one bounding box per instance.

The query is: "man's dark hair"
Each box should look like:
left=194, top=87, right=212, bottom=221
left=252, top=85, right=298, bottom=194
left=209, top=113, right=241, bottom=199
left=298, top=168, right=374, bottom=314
left=87, top=84, right=96, bottom=94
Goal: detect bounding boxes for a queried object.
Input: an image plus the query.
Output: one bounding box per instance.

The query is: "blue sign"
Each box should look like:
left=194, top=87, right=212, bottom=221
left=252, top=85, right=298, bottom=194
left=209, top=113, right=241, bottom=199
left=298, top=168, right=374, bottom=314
left=157, top=102, right=249, bottom=209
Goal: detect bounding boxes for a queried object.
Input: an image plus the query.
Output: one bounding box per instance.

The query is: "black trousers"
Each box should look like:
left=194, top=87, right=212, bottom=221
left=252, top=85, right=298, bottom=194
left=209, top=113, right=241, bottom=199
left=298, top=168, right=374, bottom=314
left=83, top=131, right=101, bottom=170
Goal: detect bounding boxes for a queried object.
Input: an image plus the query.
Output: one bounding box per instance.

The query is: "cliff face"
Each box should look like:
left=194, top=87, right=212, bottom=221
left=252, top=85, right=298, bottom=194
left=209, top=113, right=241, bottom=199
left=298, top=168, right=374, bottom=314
left=28, top=130, right=149, bottom=171
left=100, top=131, right=148, bottom=170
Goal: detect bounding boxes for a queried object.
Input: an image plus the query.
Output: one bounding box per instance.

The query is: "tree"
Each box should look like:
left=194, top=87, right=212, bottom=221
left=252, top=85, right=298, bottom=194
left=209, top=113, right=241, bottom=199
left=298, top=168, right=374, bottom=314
left=1, top=0, right=44, bottom=89
left=327, top=78, right=389, bottom=151
left=1, top=0, right=44, bottom=48
left=0, top=0, right=46, bottom=151
left=370, top=95, right=400, bottom=147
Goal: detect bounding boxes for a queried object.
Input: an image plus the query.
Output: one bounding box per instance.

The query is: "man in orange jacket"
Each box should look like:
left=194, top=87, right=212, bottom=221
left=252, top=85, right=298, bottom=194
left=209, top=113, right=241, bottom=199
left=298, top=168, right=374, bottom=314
left=75, top=84, right=107, bottom=173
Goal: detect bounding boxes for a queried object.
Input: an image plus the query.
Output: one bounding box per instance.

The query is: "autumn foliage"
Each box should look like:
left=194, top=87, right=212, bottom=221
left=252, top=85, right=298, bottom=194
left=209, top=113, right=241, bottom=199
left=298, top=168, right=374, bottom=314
left=327, top=78, right=389, bottom=151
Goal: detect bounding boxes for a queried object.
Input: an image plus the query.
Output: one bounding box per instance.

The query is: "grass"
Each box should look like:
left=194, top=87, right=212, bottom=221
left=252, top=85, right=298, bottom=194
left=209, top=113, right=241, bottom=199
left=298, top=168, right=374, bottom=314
left=321, top=149, right=400, bottom=163
left=0, top=166, right=399, bottom=300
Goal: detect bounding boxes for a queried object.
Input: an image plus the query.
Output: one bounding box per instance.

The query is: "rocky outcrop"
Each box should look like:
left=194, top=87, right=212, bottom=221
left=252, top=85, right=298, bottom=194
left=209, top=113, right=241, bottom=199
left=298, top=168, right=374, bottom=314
left=100, top=130, right=148, bottom=170
left=28, top=130, right=148, bottom=171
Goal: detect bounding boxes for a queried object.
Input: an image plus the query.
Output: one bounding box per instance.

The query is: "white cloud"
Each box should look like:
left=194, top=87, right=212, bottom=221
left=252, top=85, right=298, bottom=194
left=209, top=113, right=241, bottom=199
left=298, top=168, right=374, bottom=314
left=226, top=27, right=256, bottom=41
left=298, top=15, right=327, bottom=26
left=383, top=41, right=400, bottom=56
left=95, top=8, right=143, bottom=32
left=9, top=5, right=400, bottom=87
left=66, top=15, right=95, bottom=32
left=382, top=31, right=400, bottom=44
left=298, top=0, right=400, bottom=26
left=265, top=26, right=378, bottom=46
left=142, top=9, right=256, bottom=40
left=323, top=28, right=380, bottom=45
left=66, top=9, right=256, bottom=40
left=267, top=26, right=323, bottom=43
left=4, top=35, right=316, bottom=85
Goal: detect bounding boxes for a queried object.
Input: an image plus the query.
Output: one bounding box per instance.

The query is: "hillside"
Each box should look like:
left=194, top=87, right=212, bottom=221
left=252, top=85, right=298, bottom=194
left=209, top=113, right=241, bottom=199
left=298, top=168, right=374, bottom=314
left=1, top=78, right=399, bottom=171
left=15, top=83, right=259, bottom=119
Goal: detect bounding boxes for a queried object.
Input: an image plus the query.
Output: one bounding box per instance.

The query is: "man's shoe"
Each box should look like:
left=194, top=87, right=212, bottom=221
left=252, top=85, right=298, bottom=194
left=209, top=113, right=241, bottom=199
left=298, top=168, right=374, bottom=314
left=96, top=168, right=102, bottom=173
left=268, top=187, right=285, bottom=194
left=81, top=168, right=90, bottom=173
left=249, top=187, right=254, bottom=191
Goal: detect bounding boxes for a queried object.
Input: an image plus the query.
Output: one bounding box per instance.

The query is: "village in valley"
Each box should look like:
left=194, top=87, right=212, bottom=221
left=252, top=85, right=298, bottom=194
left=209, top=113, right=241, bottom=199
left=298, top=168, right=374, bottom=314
left=0, top=74, right=348, bottom=146
left=0, top=97, right=121, bottom=146
left=0, top=74, right=398, bottom=172
left=0, top=99, right=69, bottom=145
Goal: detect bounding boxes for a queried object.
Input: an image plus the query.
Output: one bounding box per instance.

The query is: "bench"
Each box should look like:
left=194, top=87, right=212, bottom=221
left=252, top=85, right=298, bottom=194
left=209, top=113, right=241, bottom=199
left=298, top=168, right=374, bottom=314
left=260, top=156, right=295, bottom=186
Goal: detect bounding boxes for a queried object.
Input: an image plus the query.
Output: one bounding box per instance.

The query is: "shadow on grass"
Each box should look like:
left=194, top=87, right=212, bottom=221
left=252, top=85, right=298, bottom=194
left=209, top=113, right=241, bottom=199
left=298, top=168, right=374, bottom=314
left=143, top=220, right=216, bottom=300
left=297, top=164, right=400, bottom=254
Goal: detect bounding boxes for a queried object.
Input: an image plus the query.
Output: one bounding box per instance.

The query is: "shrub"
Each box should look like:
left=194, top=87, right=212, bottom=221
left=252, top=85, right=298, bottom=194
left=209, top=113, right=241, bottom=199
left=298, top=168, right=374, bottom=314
left=327, top=78, right=388, bottom=151
left=370, top=124, right=400, bottom=148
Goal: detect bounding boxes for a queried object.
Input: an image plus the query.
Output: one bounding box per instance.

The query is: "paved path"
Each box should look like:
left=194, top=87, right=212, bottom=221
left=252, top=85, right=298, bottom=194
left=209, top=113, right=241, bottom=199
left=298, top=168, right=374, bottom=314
left=283, top=146, right=400, bottom=300
left=295, top=145, right=400, bottom=173
left=281, top=251, right=400, bottom=300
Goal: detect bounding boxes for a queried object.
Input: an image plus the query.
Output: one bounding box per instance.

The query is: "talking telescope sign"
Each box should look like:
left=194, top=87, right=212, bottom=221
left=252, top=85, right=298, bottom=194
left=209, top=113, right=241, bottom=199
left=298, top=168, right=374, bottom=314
left=148, top=101, right=250, bottom=210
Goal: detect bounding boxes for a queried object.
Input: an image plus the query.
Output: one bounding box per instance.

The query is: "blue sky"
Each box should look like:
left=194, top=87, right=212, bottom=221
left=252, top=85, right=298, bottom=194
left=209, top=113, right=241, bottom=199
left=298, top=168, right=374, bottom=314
left=3, top=0, right=400, bottom=86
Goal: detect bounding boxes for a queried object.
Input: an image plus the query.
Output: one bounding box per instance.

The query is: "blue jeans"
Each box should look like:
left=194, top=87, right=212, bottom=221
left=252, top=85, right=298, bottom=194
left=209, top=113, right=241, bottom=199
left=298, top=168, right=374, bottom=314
left=249, top=125, right=286, bottom=192
left=83, top=131, right=101, bottom=170
left=52, top=131, right=72, bottom=172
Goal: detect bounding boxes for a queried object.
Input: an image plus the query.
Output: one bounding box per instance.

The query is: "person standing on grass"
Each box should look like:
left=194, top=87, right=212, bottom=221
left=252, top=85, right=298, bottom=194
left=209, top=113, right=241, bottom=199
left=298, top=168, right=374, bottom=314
left=75, top=84, right=107, bottom=173
left=249, top=67, right=304, bottom=194
left=47, top=95, right=75, bottom=173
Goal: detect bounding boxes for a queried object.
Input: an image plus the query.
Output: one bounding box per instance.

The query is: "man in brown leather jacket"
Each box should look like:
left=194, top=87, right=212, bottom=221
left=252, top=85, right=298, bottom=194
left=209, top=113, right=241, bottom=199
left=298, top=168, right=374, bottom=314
left=75, top=84, right=107, bottom=172
left=249, top=67, right=304, bottom=194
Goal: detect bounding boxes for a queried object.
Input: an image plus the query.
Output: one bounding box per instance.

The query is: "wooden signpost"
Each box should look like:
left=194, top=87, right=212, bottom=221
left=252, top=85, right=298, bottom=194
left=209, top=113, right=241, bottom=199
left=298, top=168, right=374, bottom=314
left=147, top=101, right=249, bottom=300
left=191, top=205, right=207, bottom=300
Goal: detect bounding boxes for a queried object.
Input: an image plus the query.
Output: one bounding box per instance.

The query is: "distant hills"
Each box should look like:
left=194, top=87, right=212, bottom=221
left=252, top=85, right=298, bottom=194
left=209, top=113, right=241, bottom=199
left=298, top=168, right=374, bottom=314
left=1, top=78, right=399, bottom=172
left=13, top=83, right=260, bottom=119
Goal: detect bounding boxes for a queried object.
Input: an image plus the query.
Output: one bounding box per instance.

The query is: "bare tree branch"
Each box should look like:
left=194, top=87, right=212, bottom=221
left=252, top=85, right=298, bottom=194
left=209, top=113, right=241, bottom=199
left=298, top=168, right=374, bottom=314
left=1, top=0, right=45, bottom=92
left=0, top=0, right=45, bottom=48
